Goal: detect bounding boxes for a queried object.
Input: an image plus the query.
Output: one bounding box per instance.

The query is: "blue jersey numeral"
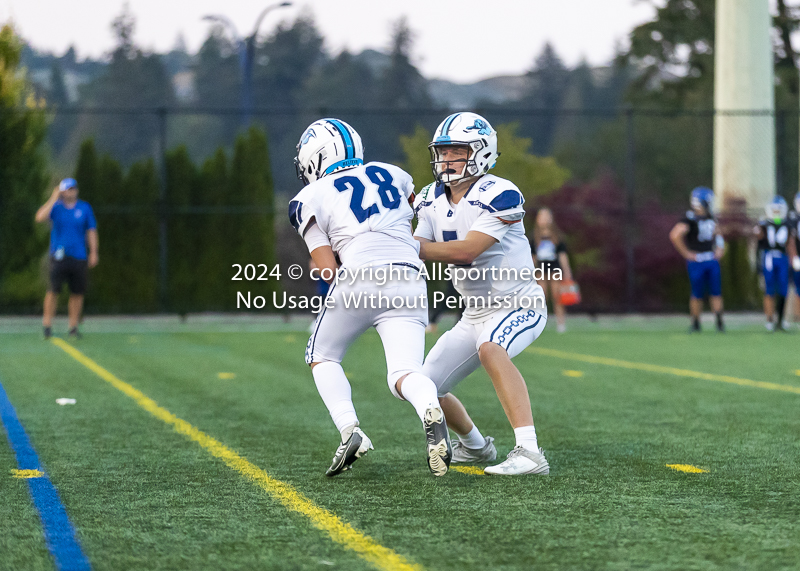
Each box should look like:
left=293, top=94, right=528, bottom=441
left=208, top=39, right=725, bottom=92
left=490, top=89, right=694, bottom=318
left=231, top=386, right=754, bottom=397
left=333, top=166, right=402, bottom=223
left=333, top=176, right=378, bottom=223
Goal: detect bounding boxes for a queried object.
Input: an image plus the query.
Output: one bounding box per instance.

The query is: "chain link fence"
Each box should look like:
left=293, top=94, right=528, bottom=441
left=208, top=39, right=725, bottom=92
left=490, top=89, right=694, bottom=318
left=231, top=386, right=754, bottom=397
left=7, top=107, right=799, bottom=314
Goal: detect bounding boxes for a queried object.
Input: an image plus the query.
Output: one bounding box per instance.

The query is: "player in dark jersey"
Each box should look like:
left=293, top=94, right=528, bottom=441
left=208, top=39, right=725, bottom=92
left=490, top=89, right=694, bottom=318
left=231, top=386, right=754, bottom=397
left=755, top=196, right=797, bottom=331
left=669, top=186, right=725, bottom=332
left=790, top=193, right=800, bottom=326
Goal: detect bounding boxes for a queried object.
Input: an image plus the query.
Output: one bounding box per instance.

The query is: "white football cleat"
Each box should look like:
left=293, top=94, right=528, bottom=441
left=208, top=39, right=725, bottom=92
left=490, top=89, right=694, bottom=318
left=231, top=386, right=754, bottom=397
left=484, top=446, right=550, bottom=476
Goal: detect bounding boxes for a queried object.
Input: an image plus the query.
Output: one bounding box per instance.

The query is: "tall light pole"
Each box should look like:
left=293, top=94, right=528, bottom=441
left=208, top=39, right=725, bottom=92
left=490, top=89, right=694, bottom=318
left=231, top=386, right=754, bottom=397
left=713, top=0, right=775, bottom=216
left=203, top=2, right=292, bottom=126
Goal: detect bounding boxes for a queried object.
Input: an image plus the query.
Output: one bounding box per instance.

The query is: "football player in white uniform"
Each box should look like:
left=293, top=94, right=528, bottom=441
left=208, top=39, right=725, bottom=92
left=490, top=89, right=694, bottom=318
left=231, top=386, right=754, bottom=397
left=289, top=118, right=452, bottom=477
left=414, top=112, right=549, bottom=476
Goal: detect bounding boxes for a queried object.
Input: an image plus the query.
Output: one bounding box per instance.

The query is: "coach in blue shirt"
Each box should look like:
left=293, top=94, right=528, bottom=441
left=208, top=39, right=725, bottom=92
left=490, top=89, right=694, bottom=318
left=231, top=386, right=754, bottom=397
left=35, top=178, right=98, bottom=339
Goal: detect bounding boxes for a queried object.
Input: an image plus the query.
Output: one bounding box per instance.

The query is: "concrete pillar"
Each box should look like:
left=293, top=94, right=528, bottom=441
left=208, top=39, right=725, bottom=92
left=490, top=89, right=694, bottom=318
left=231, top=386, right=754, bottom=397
left=714, top=0, right=775, bottom=215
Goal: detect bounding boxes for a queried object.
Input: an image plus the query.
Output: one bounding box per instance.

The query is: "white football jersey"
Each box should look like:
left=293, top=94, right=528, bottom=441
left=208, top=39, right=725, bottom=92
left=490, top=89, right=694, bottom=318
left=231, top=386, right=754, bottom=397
left=289, top=162, right=421, bottom=268
left=414, top=174, right=544, bottom=323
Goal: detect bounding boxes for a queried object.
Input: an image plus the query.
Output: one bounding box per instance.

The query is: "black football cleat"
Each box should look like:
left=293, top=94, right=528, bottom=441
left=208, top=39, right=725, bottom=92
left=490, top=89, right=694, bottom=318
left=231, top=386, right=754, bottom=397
left=423, top=407, right=452, bottom=476
left=325, top=425, right=373, bottom=477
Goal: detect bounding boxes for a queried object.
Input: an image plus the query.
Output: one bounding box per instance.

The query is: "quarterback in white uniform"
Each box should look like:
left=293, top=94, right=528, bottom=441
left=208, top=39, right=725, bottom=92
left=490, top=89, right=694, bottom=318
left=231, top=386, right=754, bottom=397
left=289, top=118, right=452, bottom=477
left=414, top=112, right=550, bottom=475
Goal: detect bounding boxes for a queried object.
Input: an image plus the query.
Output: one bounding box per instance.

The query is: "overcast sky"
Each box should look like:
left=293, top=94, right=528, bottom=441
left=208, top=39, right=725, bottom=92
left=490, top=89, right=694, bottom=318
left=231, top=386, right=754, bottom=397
left=3, top=0, right=656, bottom=83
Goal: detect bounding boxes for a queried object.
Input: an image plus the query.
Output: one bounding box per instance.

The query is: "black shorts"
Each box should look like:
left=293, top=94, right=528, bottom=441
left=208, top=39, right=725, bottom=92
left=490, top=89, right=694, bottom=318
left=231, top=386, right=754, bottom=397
left=537, top=260, right=561, bottom=274
left=49, top=256, right=88, bottom=295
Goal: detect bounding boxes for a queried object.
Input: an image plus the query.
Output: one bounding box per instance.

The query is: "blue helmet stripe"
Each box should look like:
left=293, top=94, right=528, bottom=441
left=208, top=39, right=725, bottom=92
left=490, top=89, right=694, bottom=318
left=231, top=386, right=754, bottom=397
left=325, top=118, right=354, bottom=160
left=440, top=113, right=461, bottom=137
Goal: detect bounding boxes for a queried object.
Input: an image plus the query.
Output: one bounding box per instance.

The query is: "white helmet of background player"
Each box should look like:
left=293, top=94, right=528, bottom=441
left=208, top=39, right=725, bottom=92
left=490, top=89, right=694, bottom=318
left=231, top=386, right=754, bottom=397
left=765, top=195, right=788, bottom=223
left=294, top=118, right=364, bottom=185
left=429, top=112, right=499, bottom=185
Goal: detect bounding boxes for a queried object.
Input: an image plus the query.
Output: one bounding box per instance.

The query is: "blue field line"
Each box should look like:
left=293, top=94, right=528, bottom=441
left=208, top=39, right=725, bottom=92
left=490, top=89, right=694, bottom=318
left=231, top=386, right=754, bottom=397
left=0, top=379, right=91, bottom=571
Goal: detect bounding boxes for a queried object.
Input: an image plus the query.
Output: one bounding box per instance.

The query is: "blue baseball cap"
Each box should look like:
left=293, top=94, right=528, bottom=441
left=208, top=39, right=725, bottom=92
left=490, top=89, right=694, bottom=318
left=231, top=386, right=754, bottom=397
left=59, top=178, right=78, bottom=192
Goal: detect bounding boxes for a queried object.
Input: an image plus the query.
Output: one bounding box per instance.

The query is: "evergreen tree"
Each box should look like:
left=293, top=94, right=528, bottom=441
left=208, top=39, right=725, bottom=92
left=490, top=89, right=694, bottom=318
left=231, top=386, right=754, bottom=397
left=377, top=18, right=431, bottom=110
left=194, top=25, right=241, bottom=109
left=47, top=61, right=75, bottom=155
left=522, top=43, right=570, bottom=155
left=624, top=0, right=715, bottom=107
left=252, top=15, right=326, bottom=191
left=227, top=127, right=277, bottom=308
left=0, top=25, right=50, bottom=310
left=253, top=15, right=325, bottom=109
left=368, top=19, right=433, bottom=164
left=196, top=148, right=230, bottom=310
left=71, top=5, right=175, bottom=165
left=165, top=146, right=200, bottom=313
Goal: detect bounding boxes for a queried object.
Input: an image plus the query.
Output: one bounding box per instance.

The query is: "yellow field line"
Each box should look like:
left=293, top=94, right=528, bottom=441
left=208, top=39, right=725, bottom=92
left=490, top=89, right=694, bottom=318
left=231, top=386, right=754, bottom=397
left=527, top=347, right=800, bottom=395
left=666, top=464, right=708, bottom=474
left=11, top=469, right=44, bottom=479
left=50, top=338, right=422, bottom=571
left=451, top=466, right=485, bottom=475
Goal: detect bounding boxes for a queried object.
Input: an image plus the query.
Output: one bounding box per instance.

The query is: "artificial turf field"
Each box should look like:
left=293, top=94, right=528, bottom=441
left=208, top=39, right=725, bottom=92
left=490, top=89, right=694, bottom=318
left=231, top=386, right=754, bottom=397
left=1, top=315, right=799, bottom=570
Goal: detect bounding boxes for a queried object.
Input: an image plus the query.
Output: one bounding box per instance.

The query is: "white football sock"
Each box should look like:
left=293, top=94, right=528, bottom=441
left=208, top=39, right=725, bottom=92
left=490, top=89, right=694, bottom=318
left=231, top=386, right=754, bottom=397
left=457, top=424, right=486, bottom=449
left=397, top=372, right=440, bottom=422
left=312, top=362, right=358, bottom=440
left=514, top=425, right=539, bottom=452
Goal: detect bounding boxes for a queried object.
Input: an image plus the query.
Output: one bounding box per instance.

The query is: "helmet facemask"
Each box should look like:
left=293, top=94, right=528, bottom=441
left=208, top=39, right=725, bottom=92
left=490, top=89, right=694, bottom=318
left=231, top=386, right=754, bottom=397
left=690, top=196, right=710, bottom=216
left=766, top=200, right=788, bottom=223
left=429, top=140, right=485, bottom=185
left=765, top=196, right=788, bottom=223
left=294, top=150, right=326, bottom=186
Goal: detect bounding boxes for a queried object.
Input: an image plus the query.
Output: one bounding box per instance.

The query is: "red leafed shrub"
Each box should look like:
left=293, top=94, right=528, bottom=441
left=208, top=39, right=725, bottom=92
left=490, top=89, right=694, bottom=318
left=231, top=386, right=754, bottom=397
left=528, top=173, right=687, bottom=312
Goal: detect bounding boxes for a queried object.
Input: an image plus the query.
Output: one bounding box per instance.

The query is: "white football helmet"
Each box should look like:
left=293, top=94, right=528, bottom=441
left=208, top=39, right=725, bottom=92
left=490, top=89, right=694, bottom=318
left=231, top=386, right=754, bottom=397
left=295, top=118, right=364, bottom=185
left=765, top=196, right=788, bottom=222
left=429, top=112, right=499, bottom=185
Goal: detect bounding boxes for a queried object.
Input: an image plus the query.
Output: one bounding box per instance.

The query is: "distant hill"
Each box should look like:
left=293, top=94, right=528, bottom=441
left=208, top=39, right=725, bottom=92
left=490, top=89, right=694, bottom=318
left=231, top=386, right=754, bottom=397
left=428, top=75, right=529, bottom=109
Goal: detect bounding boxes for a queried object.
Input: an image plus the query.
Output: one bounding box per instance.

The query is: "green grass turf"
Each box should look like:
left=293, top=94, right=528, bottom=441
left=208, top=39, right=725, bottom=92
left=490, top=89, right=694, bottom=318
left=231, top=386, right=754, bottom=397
left=1, top=318, right=799, bottom=570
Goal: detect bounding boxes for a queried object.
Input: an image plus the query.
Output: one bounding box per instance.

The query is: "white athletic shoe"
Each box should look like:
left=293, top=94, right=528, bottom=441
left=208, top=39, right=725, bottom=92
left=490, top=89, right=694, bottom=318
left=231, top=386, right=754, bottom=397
left=765, top=321, right=775, bottom=332
left=484, top=446, right=550, bottom=476
left=451, top=436, right=497, bottom=463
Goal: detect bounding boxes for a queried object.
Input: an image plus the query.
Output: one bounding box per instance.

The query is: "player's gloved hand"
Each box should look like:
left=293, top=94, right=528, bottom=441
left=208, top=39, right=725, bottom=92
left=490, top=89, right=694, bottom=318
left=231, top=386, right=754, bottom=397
left=793, top=256, right=800, bottom=271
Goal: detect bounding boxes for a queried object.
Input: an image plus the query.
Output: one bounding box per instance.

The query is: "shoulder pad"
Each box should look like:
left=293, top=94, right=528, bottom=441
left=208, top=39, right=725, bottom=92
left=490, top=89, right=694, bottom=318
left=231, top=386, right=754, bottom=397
left=288, top=185, right=317, bottom=234
left=467, top=178, right=525, bottom=221
left=476, top=176, right=523, bottom=206
left=471, top=180, right=524, bottom=213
